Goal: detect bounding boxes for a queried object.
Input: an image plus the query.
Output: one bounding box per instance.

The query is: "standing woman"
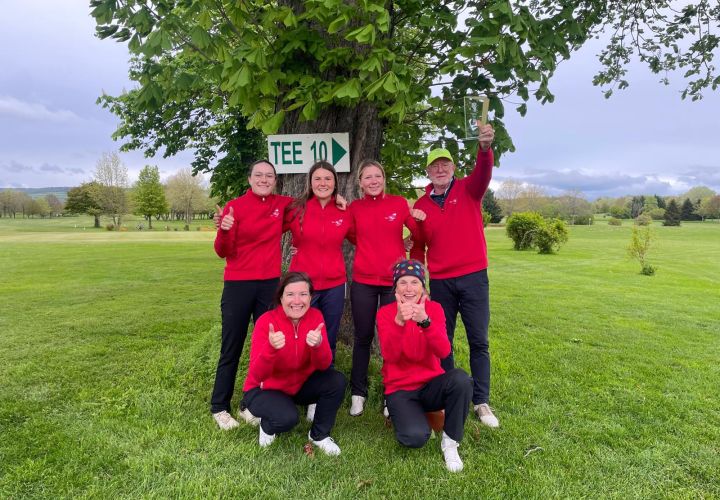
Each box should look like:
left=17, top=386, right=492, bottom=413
left=285, top=161, right=352, bottom=364
left=377, top=260, right=472, bottom=472
left=210, top=160, right=293, bottom=430
left=347, top=159, right=424, bottom=416
left=242, top=272, right=346, bottom=455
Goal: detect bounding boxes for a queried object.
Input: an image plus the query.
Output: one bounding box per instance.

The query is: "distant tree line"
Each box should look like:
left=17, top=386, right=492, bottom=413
left=0, top=190, right=64, bottom=219
left=493, top=180, right=720, bottom=224
left=1, top=152, right=216, bottom=229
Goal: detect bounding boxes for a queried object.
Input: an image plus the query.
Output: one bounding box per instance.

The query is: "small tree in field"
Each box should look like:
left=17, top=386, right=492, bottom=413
left=133, top=165, right=168, bottom=229
left=663, top=199, right=681, bottom=226
left=165, top=168, right=207, bottom=225
left=65, top=182, right=103, bottom=228
left=94, top=152, right=129, bottom=228
left=628, top=226, right=655, bottom=275
left=534, top=218, right=569, bottom=254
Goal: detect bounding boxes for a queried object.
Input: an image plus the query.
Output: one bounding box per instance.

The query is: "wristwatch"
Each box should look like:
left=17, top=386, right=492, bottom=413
left=416, top=317, right=431, bottom=329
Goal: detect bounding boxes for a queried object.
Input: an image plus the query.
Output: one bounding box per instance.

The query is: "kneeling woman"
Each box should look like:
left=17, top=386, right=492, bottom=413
left=242, top=272, right=346, bottom=455
left=377, top=260, right=473, bottom=472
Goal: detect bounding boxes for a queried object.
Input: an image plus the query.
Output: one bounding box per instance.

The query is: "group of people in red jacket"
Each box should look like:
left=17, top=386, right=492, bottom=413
left=209, top=124, right=499, bottom=472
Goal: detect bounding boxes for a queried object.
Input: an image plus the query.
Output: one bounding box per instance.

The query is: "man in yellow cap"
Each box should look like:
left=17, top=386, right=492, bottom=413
left=410, top=124, right=500, bottom=427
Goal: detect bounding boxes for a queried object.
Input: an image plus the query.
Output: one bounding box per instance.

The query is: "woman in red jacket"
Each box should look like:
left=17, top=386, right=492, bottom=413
left=285, top=161, right=352, bottom=363
left=242, top=272, right=346, bottom=455
left=210, top=160, right=293, bottom=430
left=377, top=260, right=473, bottom=472
left=347, top=160, right=424, bottom=416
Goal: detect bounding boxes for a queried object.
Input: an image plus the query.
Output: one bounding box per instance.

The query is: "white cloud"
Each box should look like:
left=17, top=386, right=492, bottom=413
left=0, top=96, right=81, bottom=123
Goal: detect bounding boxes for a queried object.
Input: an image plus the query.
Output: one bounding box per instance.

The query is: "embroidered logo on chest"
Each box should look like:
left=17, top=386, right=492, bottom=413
left=270, top=208, right=280, bottom=218
left=331, top=218, right=344, bottom=227
left=448, top=198, right=458, bottom=205
left=384, top=212, right=397, bottom=222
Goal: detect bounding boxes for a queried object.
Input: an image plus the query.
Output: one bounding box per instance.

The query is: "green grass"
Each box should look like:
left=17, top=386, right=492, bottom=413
left=1, top=216, right=718, bottom=498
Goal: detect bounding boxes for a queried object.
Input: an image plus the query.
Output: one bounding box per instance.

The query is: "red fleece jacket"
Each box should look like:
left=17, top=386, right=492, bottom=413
left=285, top=197, right=353, bottom=290
left=214, top=189, right=293, bottom=281
left=410, top=149, right=494, bottom=279
left=377, top=299, right=450, bottom=394
left=242, top=306, right=331, bottom=395
left=350, top=193, right=418, bottom=286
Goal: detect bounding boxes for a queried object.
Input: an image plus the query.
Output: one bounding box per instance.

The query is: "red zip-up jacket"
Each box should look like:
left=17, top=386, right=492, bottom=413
left=214, top=189, right=293, bottom=281
left=285, top=197, right=353, bottom=290
left=377, top=299, right=450, bottom=394
left=242, top=306, right=331, bottom=395
left=410, top=149, right=494, bottom=279
left=350, top=193, right=418, bottom=286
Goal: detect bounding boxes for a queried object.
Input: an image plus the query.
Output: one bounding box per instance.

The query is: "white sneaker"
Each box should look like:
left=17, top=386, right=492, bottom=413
left=306, top=404, right=316, bottom=422
left=474, top=403, right=500, bottom=428
left=441, top=432, right=463, bottom=473
left=212, top=410, right=240, bottom=430
left=238, top=407, right=260, bottom=426
left=308, top=431, right=341, bottom=456
left=383, top=401, right=389, bottom=418
left=349, top=395, right=365, bottom=416
left=259, top=422, right=276, bottom=447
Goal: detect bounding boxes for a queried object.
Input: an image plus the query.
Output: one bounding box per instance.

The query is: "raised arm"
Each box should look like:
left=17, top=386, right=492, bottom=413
left=466, top=124, right=496, bottom=200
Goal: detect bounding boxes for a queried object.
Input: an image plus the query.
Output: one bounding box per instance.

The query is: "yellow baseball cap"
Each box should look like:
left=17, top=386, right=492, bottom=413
left=426, top=148, right=454, bottom=167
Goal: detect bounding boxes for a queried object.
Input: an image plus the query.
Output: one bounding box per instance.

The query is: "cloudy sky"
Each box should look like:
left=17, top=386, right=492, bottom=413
left=1, top=1, right=719, bottom=199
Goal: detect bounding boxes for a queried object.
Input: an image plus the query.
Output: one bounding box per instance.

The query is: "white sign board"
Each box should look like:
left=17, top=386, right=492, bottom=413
left=267, top=133, right=350, bottom=174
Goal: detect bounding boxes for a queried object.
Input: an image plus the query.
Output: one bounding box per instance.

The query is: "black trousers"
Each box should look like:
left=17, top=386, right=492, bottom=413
left=243, top=369, right=347, bottom=440
left=430, top=269, right=491, bottom=405
left=310, top=283, right=345, bottom=364
left=210, top=279, right=278, bottom=413
left=386, top=368, right=472, bottom=447
left=350, top=281, right=394, bottom=397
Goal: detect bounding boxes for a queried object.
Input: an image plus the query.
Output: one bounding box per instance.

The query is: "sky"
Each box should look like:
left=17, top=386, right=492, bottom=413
left=1, top=1, right=719, bottom=199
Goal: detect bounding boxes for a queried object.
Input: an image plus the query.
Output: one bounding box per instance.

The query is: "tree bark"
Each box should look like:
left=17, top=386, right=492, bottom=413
left=276, top=103, right=384, bottom=345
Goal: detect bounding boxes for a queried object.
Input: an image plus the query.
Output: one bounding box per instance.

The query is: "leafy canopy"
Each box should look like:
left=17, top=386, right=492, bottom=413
left=92, top=1, right=720, bottom=198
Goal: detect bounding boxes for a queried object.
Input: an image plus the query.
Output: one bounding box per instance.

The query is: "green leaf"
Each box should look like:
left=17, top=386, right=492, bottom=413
left=333, top=79, right=361, bottom=99
left=328, top=14, right=348, bottom=34
left=262, top=110, right=285, bottom=135
left=190, top=26, right=211, bottom=49
left=302, top=100, right=318, bottom=121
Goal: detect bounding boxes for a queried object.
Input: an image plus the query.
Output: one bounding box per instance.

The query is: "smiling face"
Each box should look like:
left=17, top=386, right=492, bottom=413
left=395, top=276, right=424, bottom=303
left=280, top=281, right=312, bottom=322
left=359, top=165, right=385, bottom=197
left=311, top=167, right=335, bottom=203
left=426, top=157, right=456, bottom=192
left=248, top=161, right=277, bottom=197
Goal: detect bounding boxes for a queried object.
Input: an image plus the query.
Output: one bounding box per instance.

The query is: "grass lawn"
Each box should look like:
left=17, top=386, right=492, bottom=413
left=1, top=216, right=718, bottom=498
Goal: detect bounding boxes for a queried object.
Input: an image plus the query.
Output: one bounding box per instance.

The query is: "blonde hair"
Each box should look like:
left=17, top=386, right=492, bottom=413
left=357, top=159, right=386, bottom=182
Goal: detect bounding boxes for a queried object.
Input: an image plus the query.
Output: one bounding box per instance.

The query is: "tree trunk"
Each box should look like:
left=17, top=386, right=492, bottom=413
left=276, top=103, right=384, bottom=346
left=94, top=214, right=100, bottom=228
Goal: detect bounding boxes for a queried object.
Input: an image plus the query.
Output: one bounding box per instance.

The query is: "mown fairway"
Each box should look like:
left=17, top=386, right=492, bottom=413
left=1, top=217, right=718, bottom=498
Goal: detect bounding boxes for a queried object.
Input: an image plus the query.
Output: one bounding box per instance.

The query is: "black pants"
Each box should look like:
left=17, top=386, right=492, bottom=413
left=244, top=369, right=346, bottom=440
left=311, top=283, right=345, bottom=364
left=350, top=281, right=394, bottom=397
left=210, top=279, right=278, bottom=413
left=386, top=368, right=472, bottom=447
left=430, top=269, right=491, bottom=405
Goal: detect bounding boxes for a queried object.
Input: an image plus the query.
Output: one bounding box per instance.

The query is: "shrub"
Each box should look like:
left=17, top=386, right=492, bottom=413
left=482, top=211, right=491, bottom=227
left=105, top=223, right=115, bottom=231
left=506, top=212, right=544, bottom=250
left=183, top=224, right=190, bottom=231
left=573, top=214, right=594, bottom=225
left=635, top=214, right=652, bottom=226
left=628, top=226, right=655, bottom=276
left=534, top=219, right=569, bottom=254
left=608, top=218, right=622, bottom=226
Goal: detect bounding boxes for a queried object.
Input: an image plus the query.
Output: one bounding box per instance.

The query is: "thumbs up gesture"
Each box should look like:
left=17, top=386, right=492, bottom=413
left=213, top=204, right=222, bottom=229
left=394, top=292, right=414, bottom=326
left=220, top=206, right=235, bottom=231
left=306, top=323, right=324, bottom=347
left=268, top=323, right=285, bottom=350
left=411, top=295, right=429, bottom=323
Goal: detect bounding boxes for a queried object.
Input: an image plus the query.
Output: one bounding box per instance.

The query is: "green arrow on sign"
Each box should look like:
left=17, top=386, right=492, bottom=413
left=331, top=138, right=347, bottom=166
